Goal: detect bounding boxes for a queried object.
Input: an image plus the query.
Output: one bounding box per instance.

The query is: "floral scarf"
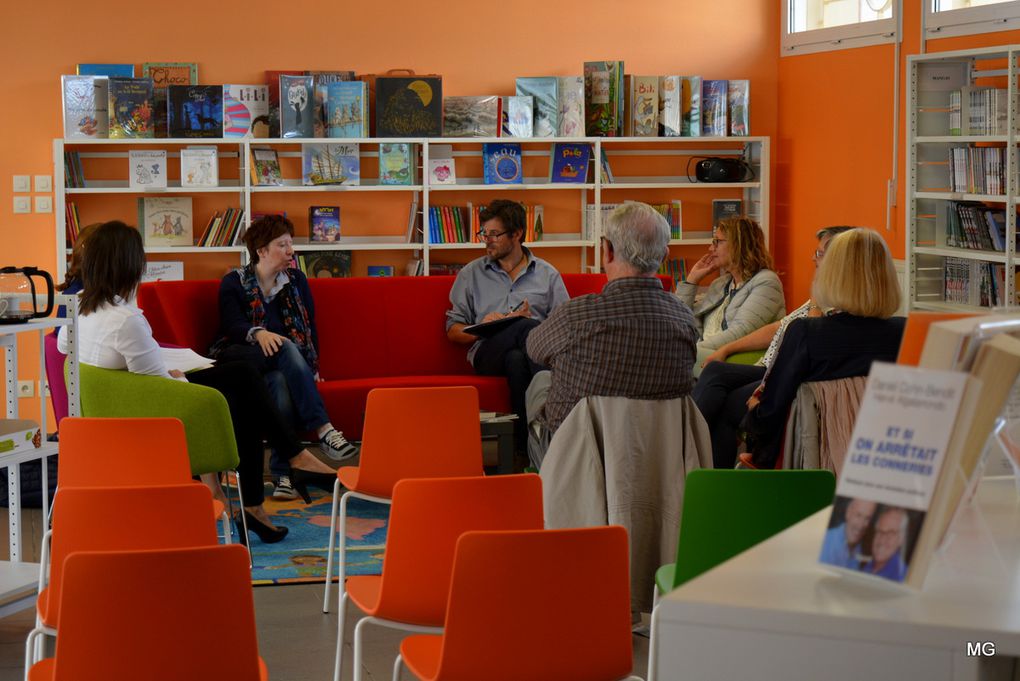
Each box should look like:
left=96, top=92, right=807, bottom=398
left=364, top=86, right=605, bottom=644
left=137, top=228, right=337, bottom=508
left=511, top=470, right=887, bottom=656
left=216, top=265, right=319, bottom=373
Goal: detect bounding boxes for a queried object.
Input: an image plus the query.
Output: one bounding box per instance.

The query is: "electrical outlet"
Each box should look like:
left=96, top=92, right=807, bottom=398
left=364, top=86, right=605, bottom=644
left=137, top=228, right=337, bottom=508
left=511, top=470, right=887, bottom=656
left=34, top=175, right=52, bottom=193
left=17, top=380, right=34, bottom=398
left=12, top=175, right=29, bottom=192
left=13, top=196, right=30, bottom=214
left=35, top=196, right=52, bottom=213
left=41, top=381, right=50, bottom=397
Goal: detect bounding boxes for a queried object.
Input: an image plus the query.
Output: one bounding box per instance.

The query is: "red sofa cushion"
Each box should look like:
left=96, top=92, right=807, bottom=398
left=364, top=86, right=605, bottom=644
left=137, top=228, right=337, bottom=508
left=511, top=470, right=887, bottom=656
left=150, top=280, right=222, bottom=353
left=136, top=283, right=178, bottom=346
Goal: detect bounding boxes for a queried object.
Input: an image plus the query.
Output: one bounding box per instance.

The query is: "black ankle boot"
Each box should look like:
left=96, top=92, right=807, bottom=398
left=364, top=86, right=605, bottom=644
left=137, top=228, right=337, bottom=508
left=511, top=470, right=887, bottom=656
left=235, top=510, right=288, bottom=544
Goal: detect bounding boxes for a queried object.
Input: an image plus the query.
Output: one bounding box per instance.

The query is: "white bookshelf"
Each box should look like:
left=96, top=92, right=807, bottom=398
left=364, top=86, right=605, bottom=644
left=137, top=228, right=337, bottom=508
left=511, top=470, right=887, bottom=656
left=54, top=136, right=770, bottom=281
left=907, top=46, right=1019, bottom=312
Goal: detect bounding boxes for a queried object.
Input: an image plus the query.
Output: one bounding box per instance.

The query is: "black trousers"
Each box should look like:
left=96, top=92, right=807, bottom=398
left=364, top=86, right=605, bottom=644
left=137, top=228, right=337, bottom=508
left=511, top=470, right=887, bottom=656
left=472, top=318, right=544, bottom=453
left=187, top=361, right=304, bottom=507
left=692, top=361, right=766, bottom=469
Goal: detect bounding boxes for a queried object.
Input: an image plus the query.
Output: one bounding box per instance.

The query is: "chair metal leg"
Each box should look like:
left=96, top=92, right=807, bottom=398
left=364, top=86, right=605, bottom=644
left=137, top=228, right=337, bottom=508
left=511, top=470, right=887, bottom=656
left=336, top=491, right=350, bottom=615
left=323, top=479, right=342, bottom=613
left=392, top=653, right=403, bottom=681
left=352, top=615, right=371, bottom=681
left=233, top=469, right=252, bottom=566
left=333, top=591, right=351, bottom=681
left=647, top=604, right=661, bottom=681
left=24, top=627, right=43, bottom=680
left=221, top=511, right=232, bottom=544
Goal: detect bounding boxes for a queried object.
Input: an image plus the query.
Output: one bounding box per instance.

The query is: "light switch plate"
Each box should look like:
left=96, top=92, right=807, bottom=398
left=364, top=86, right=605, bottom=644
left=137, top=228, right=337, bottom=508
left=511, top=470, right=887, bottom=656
left=12, top=175, right=29, bottom=192
left=34, top=175, right=52, bottom=192
left=34, top=196, right=52, bottom=213
left=13, top=196, right=30, bottom=214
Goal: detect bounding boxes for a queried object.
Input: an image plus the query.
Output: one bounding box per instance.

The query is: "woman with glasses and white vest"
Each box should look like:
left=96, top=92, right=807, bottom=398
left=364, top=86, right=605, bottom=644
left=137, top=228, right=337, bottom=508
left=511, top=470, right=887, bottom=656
left=675, top=216, right=785, bottom=376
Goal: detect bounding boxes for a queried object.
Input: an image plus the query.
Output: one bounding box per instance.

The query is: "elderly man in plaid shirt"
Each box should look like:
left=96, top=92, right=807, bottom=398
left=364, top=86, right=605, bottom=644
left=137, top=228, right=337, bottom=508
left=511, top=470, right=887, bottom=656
left=525, top=202, right=699, bottom=466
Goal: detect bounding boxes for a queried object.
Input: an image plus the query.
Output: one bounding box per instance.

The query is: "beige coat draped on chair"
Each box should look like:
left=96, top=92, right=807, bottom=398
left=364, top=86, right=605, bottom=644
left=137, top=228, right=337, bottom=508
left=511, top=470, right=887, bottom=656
left=782, top=376, right=867, bottom=476
left=540, top=395, right=712, bottom=613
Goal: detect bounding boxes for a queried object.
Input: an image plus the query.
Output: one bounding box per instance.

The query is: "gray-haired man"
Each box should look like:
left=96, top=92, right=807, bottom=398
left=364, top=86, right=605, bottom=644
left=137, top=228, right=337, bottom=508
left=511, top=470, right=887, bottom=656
left=525, top=202, right=700, bottom=466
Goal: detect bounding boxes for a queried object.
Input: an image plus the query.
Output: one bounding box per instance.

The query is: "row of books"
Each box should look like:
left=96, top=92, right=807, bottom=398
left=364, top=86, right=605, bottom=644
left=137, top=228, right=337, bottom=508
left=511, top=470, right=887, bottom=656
left=64, top=153, right=86, bottom=189
left=658, top=257, right=687, bottom=289
left=948, top=146, right=1006, bottom=195
left=948, top=87, right=1008, bottom=136
left=196, top=208, right=245, bottom=247
left=427, top=204, right=545, bottom=244
left=62, top=62, right=750, bottom=140
left=943, top=257, right=1006, bottom=307
left=647, top=201, right=683, bottom=240
left=941, top=201, right=1007, bottom=251
left=294, top=251, right=352, bottom=278
left=249, top=142, right=416, bottom=187
left=65, top=201, right=82, bottom=244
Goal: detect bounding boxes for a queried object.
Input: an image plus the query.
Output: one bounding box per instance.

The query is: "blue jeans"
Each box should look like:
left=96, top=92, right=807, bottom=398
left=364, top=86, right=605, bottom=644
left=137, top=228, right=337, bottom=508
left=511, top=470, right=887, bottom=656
left=217, top=339, right=331, bottom=477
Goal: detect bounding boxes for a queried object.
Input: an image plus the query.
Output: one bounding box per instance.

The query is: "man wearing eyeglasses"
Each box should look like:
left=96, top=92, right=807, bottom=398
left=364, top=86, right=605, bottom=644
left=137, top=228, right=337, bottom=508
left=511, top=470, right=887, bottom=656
left=446, top=199, right=570, bottom=459
left=524, top=202, right=699, bottom=466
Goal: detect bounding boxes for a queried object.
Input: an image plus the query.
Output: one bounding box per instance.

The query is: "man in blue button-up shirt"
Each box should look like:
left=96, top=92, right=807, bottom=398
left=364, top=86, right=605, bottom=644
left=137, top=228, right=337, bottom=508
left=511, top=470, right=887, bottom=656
left=446, top=200, right=569, bottom=457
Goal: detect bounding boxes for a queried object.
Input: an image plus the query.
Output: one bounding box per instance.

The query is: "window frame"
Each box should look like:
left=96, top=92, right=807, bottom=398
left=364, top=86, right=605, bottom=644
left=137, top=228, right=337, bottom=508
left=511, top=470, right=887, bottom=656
left=924, top=0, right=1020, bottom=39
left=782, top=0, right=898, bottom=56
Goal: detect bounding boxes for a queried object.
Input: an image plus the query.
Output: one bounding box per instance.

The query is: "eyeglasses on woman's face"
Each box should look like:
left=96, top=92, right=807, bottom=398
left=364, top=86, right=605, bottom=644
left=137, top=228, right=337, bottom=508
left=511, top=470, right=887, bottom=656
left=711, top=237, right=728, bottom=248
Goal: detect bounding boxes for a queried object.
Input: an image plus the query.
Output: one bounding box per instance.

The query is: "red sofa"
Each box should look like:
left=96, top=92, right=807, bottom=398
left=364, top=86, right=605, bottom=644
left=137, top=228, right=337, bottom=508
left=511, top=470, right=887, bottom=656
left=136, top=274, right=672, bottom=440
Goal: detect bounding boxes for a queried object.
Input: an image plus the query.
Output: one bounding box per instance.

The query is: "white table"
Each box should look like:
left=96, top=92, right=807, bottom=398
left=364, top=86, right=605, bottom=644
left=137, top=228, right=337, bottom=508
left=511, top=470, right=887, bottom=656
left=650, top=477, right=1020, bottom=681
left=0, top=313, right=77, bottom=617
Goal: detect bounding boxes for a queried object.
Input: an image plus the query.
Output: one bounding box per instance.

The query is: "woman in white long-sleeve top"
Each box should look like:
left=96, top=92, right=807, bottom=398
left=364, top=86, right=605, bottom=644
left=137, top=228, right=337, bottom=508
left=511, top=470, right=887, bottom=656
left=675, top=216, right=785, bottom=373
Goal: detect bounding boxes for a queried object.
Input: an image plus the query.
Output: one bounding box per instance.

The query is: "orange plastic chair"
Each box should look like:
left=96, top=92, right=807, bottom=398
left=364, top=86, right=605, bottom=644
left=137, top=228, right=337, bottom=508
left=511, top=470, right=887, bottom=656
left=26, top=484, right=219, bottom=670
left=323, top=387, right=484, bottom=614
left=26, top=544, right=267, bottom=681
left=397, top=526, right=641, bottom=681
left=58, top=417, right=234, bottom=542
left=333, top=474, right=543, bottom=681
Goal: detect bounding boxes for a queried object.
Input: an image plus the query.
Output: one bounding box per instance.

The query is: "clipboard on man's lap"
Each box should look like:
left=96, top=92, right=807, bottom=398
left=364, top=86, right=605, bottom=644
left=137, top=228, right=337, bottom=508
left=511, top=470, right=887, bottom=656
left=462, top=315, right=526, bottom=338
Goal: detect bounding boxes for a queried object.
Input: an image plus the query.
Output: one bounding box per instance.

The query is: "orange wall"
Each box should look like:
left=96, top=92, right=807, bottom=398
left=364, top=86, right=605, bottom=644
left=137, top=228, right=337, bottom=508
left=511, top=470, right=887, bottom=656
left=0, top=0, right=779, bottom=420
left=778, top=0, right=1020, bottom=307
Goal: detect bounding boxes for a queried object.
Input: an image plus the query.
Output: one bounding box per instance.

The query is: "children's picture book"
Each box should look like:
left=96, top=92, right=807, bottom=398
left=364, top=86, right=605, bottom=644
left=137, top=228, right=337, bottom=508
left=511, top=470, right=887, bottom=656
left=302, top=143, right=360, bottom=186
left=379, top=143, right=416, bottom=185
left=728, top=79, right=750, bottom=137
left=168, top=86, right=222, bottom=138
left=108, top=77, right=154, bottom=139
left=681, top=76, right=702, bottom=137
left=224, top=85, right=268, bottom=138
left=142, top=62, right=197, bottom=138
left=502, top=96, right=533, bottom=138
left=62, top=75, right=108, bottom=138
left=659, top=76, right=681, bottom=137
left=712, top=199, right=742, bottom=226
left=326, top=81, right=368, bottom=138
left=128, top=150, right=167, bottom=190
left=584, top=61, right=624, bottom=137
left=701, top=80, right=728, bottom=137
left=250, top=147, right=284, bottom=186
left=626, top=75, right=659, bottom=137
left=139, top=196, right=193, bottom=247
left=279, top=74, right=315, bottom=138
left=818, top=362, right=970, bottom=586
left=142, top=261, right=184, bottom=283
left=265, top=70, right=303, bottom=138
left=482, top=143, right=523, bottom=185
left=549, top=142, right=591, bottom=183
left=309, top=70, right=356, bottom=137
left=443, top=96, right=500, bottom=137
left=557, top=76, right=585, bottom=138
left=515, top=77, right=558, bottom=138
left=180, top=147, right=219, bottom=188
left=298, top=250, right=352, bottom=278
left=77, top=64, right=134, bottom=77
left=376, top=76, right=443, bottom=137
left=428, top=144, right=457, bottom=185
left=367, top=265, right=395, bottom=277
left=309, top=206, right=341, bottom=242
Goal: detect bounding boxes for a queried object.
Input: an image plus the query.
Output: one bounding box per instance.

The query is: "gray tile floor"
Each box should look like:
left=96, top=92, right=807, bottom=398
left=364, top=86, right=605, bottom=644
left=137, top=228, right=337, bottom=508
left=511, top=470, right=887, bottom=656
left=0, top=507, right=650, bottom=681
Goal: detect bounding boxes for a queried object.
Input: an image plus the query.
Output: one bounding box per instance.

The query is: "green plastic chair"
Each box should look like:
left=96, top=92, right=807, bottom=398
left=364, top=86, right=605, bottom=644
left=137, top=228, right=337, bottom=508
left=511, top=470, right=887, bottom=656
left=77, top=364, right=239, bottom=477
left=726, top=350, right=765, bottom=365
left=654, top=469, right=835, bottom=596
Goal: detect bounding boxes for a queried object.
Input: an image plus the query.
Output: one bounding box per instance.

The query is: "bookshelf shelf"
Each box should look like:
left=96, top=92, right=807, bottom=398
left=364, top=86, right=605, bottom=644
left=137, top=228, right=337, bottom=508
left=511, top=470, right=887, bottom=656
left=908, top=48, right=1020, bottom=310
left=55, top=136, right=770, bottom=281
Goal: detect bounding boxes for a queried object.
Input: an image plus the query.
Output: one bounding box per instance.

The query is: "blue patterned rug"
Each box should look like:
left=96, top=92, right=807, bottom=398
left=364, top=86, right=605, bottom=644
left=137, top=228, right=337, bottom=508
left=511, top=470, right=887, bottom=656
left=239, top=488, right=389, bottom=586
